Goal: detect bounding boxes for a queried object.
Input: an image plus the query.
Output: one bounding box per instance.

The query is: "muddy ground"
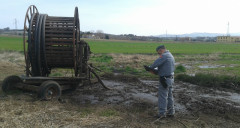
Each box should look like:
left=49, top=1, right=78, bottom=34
left=0, top=51, right=240, bottom=128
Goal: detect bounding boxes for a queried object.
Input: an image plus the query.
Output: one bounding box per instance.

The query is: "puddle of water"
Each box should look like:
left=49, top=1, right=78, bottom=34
left=175, top=62, right=180, bottom=65
left=104, top=96, right=124, bottom=104
left=175, top=63, right=192, bottom=69
left=123, top=100, right=135, bottom=106
left=104, top=91, right=121, bottom=96
left=131, top=93, right=158, bottom=104
left=188, top=74, right=195, bottom=76
left=73, top=95, right=99, bottom=104
left=139, top=80, right=159, bottom=89
left=175, top=102, right=188, bottom=113
left=199, top=92, right=240, bottom=104
left=102, top=80, right=125, bottom=90
left=182, top=64, right=192, bottom=69
left=140, top=80, right=159, bottom=85
left=113, top=73, right=121, bottom=76
left=129, top=89, right=139, bottom=93
left=198, top=65, right=225, bottom=69
left=184, top=65, right=192, bottom=69
left=226, top=92, right=240, bottom=102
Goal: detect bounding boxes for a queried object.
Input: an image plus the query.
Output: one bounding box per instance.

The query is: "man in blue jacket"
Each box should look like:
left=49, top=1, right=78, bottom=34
left=144, top=45, right=175, bottom=119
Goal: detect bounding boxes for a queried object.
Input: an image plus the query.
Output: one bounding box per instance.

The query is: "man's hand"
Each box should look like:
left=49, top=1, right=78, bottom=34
left=144, top=65, right=151, bottom=71
left=144, top=65, right=158, bottom=75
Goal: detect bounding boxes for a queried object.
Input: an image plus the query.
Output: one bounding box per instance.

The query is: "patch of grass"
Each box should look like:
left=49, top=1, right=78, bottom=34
left=91, top=55, right=113, bottom=63
left=219, top=54, right=240, bottom=59
left=125, top=66, right=139, bottom=75
left=0, top=36, right=23, bottom=51
left=97, top=65, right=113, bottom=72
left=99, top=109, right=119, bottom=117
left=78, top=108, right=95, bottom=117
left=176, top=73, right=240, bottom=91
left=49, top=72, right=63, bottom=77
left=222, top=66, right=240, bottom=76
left=217, top=54, right=240, bottom=65
left=175, top=65, right=186, bottom=73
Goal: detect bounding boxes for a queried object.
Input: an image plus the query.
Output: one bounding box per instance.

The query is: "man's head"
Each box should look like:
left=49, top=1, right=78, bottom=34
left=156, top=45, right=166, bottom=55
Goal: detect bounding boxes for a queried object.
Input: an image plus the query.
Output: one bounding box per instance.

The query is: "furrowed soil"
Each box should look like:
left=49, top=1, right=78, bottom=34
left=0, top=51, right=240, bottom=127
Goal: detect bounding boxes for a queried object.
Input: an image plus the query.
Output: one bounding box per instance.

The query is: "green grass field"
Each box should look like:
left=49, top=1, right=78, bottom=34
left=86, top=39, right=240, bottom=54
left=0, top=36, right=240, bottom=82
left=1, top=36, right=240, bottom=54
left=0, top=36, right=23, bottom=51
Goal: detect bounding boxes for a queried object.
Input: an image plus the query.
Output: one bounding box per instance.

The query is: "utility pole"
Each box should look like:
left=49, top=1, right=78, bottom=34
left=165, top=30, right=167, bottom=40
left=227, top=22, right=230, bottom=36
left=14, top=18, right=18, bottom=35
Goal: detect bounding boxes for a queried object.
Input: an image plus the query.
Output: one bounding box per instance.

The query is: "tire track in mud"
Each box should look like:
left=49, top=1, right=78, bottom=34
left=68, top=77, right=240, bottom=118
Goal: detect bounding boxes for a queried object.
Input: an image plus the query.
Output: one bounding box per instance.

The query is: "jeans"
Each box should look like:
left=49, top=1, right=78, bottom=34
left=158, top=78, right=175, bottom=116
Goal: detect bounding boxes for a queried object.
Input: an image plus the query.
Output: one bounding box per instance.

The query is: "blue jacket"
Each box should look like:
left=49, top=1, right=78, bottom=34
left=150, top=50, right=175, bottom=76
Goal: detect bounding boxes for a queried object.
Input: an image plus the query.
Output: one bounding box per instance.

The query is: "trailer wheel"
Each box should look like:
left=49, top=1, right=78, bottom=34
left=2, top=75, right=22, bottom=93
left=38, top=81, right=61, bottom=100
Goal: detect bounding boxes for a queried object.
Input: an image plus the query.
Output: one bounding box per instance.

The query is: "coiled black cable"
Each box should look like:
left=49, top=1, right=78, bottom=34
left=28, top=14, right=48, bottom=76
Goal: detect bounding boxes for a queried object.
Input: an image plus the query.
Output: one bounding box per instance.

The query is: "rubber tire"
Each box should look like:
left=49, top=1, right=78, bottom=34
left=2, top=75, right=22, bottom=93
left=38, top=80, right=61, bottom=100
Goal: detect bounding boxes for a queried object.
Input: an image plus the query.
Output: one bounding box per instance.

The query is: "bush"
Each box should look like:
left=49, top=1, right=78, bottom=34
left=175, top=65, right=186, bottom=73
left=176, top=73, right=240, bottom=91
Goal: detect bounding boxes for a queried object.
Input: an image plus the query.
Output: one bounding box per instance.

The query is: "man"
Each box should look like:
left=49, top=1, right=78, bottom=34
left=144, top=45, right=175, bottom=119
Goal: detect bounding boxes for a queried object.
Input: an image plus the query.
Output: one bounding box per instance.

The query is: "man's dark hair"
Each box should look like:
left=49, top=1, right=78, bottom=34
left=156, top=45, right=165, bottom=51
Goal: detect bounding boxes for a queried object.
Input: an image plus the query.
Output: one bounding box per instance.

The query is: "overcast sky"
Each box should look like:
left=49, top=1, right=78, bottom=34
left=0, top=0, right=240, bottom=36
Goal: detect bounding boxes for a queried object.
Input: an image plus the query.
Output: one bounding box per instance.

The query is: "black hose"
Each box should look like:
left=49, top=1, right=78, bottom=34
left=36, top=14, right=43, bottom=75
left=27, top=13, right=50, bottom=76
left=41, top=14, right=49, bottom=76
left=28, top=13, right=37, bottom=75
left=31, top=14, right=40, bottom=76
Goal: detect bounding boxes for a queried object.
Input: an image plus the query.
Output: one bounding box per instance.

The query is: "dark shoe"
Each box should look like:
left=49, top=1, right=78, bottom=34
left=166, top=114, right=174, bottom=118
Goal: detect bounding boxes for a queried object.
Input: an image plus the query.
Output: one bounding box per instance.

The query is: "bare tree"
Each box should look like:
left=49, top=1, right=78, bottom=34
left=96, top=30, right=104, bottom=39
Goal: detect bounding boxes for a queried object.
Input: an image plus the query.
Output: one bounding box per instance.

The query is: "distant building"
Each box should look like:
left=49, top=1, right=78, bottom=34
left=82, top=34, right=100, bottom=39
left=217, top=36, right=240, bottom=42
left=179, top=37, right=191, bottom=42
